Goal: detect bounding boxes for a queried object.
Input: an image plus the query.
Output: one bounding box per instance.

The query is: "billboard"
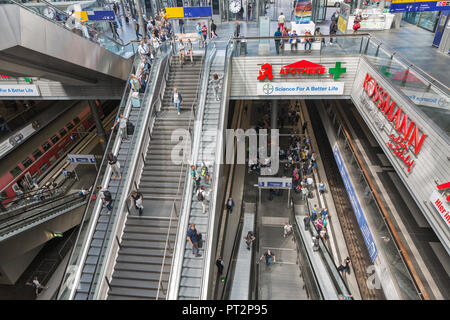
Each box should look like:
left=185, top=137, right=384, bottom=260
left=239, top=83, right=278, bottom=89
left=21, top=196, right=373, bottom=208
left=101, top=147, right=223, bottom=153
left=295, top=0, right=312, bottom=24
left=390, top=0, right=450, bottom=13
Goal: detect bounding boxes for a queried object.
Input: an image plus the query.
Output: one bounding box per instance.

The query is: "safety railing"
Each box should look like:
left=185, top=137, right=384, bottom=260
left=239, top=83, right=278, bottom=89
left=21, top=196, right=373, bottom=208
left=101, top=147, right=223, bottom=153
left=325, top=102, right=426, bottom=300
left=228, top=34, right=449, bottom=138
left=301, top=195, right=353, bottom=298
left=4, top=0, right=138, bottom=57
left=84, top=43, right=173, bottom=300
left=155, top=41, right=214, bottom=300
left=0, top=192, right=87, bottom=239
left=55, top=41, right=156, bottom=299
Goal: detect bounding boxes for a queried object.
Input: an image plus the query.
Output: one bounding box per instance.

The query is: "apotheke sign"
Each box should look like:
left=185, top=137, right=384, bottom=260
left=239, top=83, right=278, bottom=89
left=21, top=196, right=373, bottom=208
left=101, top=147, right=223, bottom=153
left=257, top=60, right=347, bottom=80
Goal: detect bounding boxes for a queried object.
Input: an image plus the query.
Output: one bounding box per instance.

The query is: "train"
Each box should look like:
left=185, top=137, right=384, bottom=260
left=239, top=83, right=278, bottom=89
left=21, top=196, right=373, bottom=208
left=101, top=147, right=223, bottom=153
left=0, top=100, right=116, bottom=204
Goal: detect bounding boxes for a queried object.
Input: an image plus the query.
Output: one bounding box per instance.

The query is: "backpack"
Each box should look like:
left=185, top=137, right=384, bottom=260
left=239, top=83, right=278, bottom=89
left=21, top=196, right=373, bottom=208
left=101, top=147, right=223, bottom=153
left=103, top=190, right=112, bottom=202
left=197, top=191, right=204, bottom=201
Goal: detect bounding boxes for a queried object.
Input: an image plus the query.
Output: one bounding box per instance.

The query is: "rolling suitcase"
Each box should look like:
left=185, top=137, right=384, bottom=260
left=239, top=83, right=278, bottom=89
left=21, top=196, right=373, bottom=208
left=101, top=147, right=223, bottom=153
left=131, top=92, right=140, bottom=108
left=126, top=121, right=135, bottom=136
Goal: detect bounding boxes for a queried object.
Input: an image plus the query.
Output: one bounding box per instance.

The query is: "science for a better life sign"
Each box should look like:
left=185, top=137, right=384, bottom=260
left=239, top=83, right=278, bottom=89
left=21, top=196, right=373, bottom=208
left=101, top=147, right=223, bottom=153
left=257, top=82, right=344, bottom=96
left=0, top=85, right=40, bottom=96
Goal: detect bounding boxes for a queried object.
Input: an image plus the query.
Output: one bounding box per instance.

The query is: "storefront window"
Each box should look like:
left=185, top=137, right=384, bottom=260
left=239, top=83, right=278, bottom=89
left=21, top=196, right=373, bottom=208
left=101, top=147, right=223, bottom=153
left=403, top=11, right=441, bottom=32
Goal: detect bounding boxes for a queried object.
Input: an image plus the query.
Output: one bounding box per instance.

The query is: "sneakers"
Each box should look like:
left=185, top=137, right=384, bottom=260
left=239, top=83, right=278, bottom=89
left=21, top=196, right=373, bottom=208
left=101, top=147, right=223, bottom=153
left=178, top=111, right=180, bottom=115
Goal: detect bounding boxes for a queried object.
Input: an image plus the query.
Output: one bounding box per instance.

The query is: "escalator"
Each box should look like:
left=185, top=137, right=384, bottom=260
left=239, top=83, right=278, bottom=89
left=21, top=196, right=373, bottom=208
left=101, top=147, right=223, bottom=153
left=0, top=191, right=87, bottom=242
left=0, top=0, right=134, bottom=85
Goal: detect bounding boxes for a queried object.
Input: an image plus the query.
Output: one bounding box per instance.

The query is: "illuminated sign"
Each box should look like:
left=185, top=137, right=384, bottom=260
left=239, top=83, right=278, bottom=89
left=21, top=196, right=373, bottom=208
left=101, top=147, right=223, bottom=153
left=363, top=73, right=429, bottom=173
left=437, top=182, right=450, bottom=201
left=257, top=82, right=344, bottom=96
left=390, top=0, right=450, bottom=12
left=258, top=61, right=346, bottom=80
left=429, top=191, right=450, bottom=228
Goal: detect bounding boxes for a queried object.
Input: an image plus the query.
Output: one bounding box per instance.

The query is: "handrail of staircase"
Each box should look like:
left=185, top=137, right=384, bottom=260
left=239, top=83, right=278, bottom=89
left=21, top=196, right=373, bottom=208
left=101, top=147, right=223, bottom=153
left=84, top=43, right=174, bottom=300
left=6, top=0, right=138, bottom=55
left=55, top=48, right=144, bottom=299
left=165, top=40, right=216, bottom=299
left=199, top=40, right=234, bottom=299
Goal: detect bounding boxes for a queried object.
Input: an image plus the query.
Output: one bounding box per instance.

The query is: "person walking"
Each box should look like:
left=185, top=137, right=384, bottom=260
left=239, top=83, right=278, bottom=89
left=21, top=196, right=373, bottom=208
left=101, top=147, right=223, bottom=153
left=274, top=27, right=282, bottom=54
left=209, top=73, right=224, bottom=101
left=353, top=13, right=362, bottom=34
left=196, top=22, right=203, bottom=47
left=337, top=257, right=352, bottom=275
left=201, top=23, right=208, bottom=43
left=259, top=249, right=276, bottom=266
left=312, top=235, right=320, bottom=251
left=244, top=231, right=255, bottom=250
left=130, top=190, right=144, bottom=216
left=216, top=258, right=224, bottom=275
left=108, top=152, right=121, bottom=179
left=211, top=19, right=217, bottom=38
left=329, top=19, right=337, bottom=45
left=186, top=38, right=194, bottom=65
left=226, top=197, right=235, bottom=215
left=187, top=224, right=202, bottom=257
left=234, top=21, right=241, bottom=38
left=178, top=39, right=186, bottom=66
left=111, top=113, right=128, bottom=140
left=97, top=185, right=113, bottom=213
left=134, top=19, right=142, bottom=39
left=179, top=18, right=185, bottom=34
left=278, top=12, right=286, bottom=31
left=172, top=88, right=183, bottom=115
left=283, top=222, right=293, bottom=238
left=28, top=276, right=47, bottom=297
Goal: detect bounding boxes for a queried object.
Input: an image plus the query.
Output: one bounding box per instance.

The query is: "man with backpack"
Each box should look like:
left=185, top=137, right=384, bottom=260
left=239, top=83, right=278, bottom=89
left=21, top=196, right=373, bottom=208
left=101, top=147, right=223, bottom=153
left=97, top=185, right=113, bottom=213
left=130, top=190, right=144, bottom=216
left=187, top=224, right=202, bottom=257
left=112, top=113, right=129, bottom=140
left=197, top=186, right=206, bottom=213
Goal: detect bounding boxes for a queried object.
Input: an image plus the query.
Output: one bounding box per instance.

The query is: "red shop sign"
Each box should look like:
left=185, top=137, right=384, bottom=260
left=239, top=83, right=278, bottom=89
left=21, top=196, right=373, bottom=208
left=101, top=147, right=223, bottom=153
left=280, top=60, right=325, bottom=75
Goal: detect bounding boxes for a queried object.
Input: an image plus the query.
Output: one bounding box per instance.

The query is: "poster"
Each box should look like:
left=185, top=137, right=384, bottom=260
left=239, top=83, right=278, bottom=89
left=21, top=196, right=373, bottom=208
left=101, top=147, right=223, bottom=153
left=295, top=0, right=312, bottom=24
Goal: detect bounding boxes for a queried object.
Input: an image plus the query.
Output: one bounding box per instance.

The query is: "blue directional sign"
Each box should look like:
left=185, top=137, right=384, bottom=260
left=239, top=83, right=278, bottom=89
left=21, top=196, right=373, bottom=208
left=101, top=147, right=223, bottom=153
left=68, top=154, right=96, bottom=164
left=258, top=177, right=293, bottom=189
left=87, top=10, right=115, bottom=21
left=267, top=181, right=283, bottom=187
left=183, top=6, right=212, bottom=18
left=333, top=143, right=378, bottom=261
left=390, top=1, right=450, bottom=13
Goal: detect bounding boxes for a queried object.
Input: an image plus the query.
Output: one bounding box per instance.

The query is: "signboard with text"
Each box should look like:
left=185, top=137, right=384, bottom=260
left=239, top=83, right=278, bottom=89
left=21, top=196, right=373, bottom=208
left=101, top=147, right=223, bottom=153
left=333, top=143, right=378, bottom=261
left=257, top=82, right=344, bottom=96
left=258, top=177, right=292, bottom=189
left=68, top=154, right=96, bottom=164
left=390, top=0, right=450, bottom=13
left=0, top=85, right=40, bottom=97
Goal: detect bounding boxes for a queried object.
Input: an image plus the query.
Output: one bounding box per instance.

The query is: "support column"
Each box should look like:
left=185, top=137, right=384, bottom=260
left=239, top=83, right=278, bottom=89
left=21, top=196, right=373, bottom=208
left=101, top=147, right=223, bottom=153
left=88, top=100, right=107, bottom=152
left=438, top=18, right=450, bottom=54
left=271, top=100, right=278, bottom=130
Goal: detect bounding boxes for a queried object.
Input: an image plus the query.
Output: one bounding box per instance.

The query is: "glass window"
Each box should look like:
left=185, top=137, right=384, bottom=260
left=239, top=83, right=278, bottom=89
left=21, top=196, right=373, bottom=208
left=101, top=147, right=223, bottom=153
left=22, top=157, right=33, bottom=168
left=40, top=163, right=49, bottom=174
left=10, top=166, right=22, bottom=178
left=49, top=155, right=57, bottom=165
left=31, top=171, right=39, bottom=180
left=73, top=116, right=81, bottom=125
left=59, top=128, right=67, bottom=137
left=51, top=135, right=59, bottom=144
left=57, top=148, right=65, bottom=158
left=32, top=149, right=43, bottom=160
left=42, top=141, right=51, bottom=152
left=66, top=122, right=74, bottom=130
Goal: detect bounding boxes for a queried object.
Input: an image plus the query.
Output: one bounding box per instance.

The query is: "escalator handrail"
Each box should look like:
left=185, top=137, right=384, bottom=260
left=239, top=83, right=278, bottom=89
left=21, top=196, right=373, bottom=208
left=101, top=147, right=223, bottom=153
left=55, top=53, right=143, bottom=300
left=6, top=0, right=137, bottom=51
left=0, top=192, right=86, bottom=237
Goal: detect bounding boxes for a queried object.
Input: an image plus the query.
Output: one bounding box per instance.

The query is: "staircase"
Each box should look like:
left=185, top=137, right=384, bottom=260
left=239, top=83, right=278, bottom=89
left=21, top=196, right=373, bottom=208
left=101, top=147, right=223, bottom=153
left=106, top=55, right=203, bottom=299
left=177, top=51, right=225, bottom=299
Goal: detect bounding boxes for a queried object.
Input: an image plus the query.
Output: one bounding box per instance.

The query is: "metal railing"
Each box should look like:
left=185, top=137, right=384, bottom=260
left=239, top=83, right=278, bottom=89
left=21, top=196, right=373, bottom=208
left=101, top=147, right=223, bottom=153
left=155, top=42, right=213, bottom=300
left=55, top=41, right=157, bottom=299
left=5, top=0, right=139, bottom=57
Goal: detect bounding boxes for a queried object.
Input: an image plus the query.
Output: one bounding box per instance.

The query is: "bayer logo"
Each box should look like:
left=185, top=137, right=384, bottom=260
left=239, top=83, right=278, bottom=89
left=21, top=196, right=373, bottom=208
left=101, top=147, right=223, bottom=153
left=263, top=83, right=274, bottom=95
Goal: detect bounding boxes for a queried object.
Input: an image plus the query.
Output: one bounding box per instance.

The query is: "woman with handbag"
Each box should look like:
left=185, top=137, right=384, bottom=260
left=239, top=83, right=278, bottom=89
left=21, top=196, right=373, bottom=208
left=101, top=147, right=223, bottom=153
left=353, top=13, right=362, bottom=34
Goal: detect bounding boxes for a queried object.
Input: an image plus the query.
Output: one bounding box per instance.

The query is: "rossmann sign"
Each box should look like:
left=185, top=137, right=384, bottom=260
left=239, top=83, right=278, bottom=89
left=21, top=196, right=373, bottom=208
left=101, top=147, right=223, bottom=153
left=362, top=73, right=427, bottom=172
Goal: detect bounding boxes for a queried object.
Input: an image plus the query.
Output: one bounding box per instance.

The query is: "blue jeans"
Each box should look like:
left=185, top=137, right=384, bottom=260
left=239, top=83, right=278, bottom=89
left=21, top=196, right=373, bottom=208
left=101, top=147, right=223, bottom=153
left=305, top=40, right=312, bottom=50
left=265, top=257, right=273, bottom=266
left=275, top=41, right=280, bottom=54
left=180, top=24, right=185, bottom=33
left=174, top=102, right=181, bottom=113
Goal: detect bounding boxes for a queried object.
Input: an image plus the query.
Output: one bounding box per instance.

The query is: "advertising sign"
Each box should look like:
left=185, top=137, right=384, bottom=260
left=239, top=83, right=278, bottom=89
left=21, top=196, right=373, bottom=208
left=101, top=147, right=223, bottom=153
left=333, top=143, right=378, bottom=261
left=0, top=123, right=36, bottom=158
left=0, top=85, right=40, bottom=97
left=390, top=0, right=450, bottom=13
left=68, top=154, right=96, bottom=164
left=429, top=190, right=450, bottom=227
left=295, top=0, right=312, bottom=24
left=257, top=82, right=344, bottom=96
left=338, top=16, right=347, bottom=33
